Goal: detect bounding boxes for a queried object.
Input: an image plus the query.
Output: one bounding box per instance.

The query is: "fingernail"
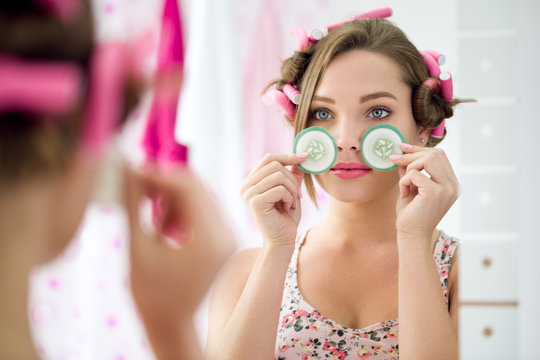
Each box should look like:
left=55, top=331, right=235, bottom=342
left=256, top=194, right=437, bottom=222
left=401, top=143, right=413, bottom=150
left=296, top=152, right=309, bottom=158
left=389, top=154, right=403, bottom=161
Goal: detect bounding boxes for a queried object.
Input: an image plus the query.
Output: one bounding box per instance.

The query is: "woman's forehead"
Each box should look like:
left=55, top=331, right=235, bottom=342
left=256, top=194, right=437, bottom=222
left=315, top=50, right=410, bottom=99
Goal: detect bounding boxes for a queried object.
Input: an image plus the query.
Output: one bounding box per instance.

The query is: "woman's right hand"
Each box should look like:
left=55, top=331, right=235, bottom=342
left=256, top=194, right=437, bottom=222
left=240, top=153, right=307, bottom=246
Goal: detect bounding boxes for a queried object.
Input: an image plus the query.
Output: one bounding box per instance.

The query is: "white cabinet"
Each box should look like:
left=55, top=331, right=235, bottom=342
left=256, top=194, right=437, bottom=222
left=460, top=240, right=519, bottom=302
left=459, top=306, right=518, bottom=360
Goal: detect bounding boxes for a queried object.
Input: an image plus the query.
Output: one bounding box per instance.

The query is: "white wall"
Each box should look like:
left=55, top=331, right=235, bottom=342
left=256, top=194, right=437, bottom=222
left=517, top=0, right=540, bottom=358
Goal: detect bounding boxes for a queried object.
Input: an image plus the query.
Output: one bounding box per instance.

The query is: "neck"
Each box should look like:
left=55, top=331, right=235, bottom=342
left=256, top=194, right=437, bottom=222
left=0, top=182, right=54, bottom=359
left=316, top=184, right=400, bottom=248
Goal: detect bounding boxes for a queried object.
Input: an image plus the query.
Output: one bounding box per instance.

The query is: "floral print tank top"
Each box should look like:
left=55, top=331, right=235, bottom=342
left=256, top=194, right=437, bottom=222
left=274, top=231, right=459, bottom=360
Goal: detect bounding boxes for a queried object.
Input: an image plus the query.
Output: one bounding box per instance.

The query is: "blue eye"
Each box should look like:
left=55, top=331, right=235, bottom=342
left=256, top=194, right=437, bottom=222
left=370, top=108, right=390, bottom=119
left=313, top=109, right=332, bottom=120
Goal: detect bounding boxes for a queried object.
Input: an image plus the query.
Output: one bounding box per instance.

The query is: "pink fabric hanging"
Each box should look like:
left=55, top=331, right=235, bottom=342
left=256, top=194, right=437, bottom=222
left=142, top=0, right=187, bottom=165
left=243, top=0, right=293, bottom=175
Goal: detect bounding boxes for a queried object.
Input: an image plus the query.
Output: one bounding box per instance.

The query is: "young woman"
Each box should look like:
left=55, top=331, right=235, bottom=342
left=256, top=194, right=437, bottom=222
left=207, top=11, right=462, bottom=360
left=0, top=1, right=234, bottom=358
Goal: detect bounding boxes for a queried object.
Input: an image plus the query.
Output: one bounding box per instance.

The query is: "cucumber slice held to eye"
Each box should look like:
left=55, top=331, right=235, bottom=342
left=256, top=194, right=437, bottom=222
left=361, top=124, right=406, bottom=171
left=293, top=126, right=337, bottom=174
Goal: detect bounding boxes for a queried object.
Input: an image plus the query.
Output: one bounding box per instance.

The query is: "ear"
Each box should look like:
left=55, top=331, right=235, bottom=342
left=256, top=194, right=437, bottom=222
left=416, top=126, right=431, bottom=147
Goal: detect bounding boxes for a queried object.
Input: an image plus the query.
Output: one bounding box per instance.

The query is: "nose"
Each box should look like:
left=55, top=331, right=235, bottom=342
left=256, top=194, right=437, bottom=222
left=334, top=118, right=362, bottom=152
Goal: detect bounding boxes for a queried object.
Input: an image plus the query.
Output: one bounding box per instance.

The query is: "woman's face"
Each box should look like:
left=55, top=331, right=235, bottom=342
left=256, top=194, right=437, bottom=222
left=308, top=50, right=427, bottom=204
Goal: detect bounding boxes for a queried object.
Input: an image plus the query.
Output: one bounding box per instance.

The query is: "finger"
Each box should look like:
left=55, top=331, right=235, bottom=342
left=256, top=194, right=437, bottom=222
left=252, top=185, right=295, bottom=214
left=243, top=160, right=301, bottom=194
left=241, top=158, right=304, bottom=199
left=243, top=170, right=300, bottom=210
left=399, top=169, right=433, bottom=199
left=290, top=163, right=306, bottom=186
left=391, top=148, right=454, bottom=184
left=123, top=167, right=160, bottom=266
left=400, top=142, right=431, bottom=154
left=248, top=153, right=308, bottom=178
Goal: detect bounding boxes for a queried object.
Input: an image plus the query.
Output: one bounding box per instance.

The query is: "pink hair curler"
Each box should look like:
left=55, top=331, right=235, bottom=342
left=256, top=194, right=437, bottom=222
left=310, top=29, right=324, bottom=41
left=289, top=24, right=310, bottom=51
left=82, top=43, right=129, bottom=155
left=422, top=78, right=438, bottom=90
left=439, top=72, right=453, bottom=100
left=283, top=84, right=301, bottom=105
left=327, top=7, right=393, bottom=32
left=430, top=73, right=453, bottom=139
left=425, top=50, right=446, bottom=66
left=36, top=0, right=82, bottom=20
left=421, top=50, right=441, bottom=78
left=431, top=119, right=445, bottom=139
left=0, top=55, right=83, bottom=116
left=263, top=89, right=295, bottom=121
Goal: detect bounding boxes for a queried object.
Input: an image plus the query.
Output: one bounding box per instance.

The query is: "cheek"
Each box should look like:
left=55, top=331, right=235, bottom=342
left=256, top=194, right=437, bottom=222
left=394, top=115, right=420, bottom=144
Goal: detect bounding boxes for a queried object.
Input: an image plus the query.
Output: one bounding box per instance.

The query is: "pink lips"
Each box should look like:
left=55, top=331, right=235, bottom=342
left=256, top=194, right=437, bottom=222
left=331, top=162, right=372, bottom=179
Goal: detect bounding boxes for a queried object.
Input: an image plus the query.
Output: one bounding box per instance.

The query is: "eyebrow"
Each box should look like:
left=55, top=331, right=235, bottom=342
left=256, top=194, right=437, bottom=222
left=360, top=91, right=397, bottom=103
left=312, top=91, right=398, bottom=105
left=312, top=95, right=335, bottom=104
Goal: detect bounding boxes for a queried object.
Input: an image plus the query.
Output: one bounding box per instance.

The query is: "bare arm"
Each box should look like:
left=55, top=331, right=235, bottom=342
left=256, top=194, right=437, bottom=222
left=397, top=237, right=458, bottom=360
left=206, top=153, right=306, bottom=360
left=124, top=167, right=235, bottom=360
left=392, top=144, right=460, bottom=359
left=206, top=244, right=294, bottom=359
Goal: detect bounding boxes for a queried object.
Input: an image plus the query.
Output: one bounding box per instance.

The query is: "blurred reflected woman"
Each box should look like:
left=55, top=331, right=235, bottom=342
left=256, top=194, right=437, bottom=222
left=0, top=1, right=234, bottom=359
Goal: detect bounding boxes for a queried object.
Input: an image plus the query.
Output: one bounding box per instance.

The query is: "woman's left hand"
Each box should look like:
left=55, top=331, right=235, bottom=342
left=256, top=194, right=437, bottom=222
left=391, top=143, right=459, bottom=239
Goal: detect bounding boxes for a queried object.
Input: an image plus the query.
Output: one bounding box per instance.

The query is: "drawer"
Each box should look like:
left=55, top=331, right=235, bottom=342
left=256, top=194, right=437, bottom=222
left=459, top=173, right=519, bottom=233
left=457, top=103, right=518, bottom=166
left=458, top=0, right=516, bottom=31
left=459, top=239, right=518, bottom=302
left=459, top=306, right=518, bottom=360
left=459, top=37, right=518, bottom=98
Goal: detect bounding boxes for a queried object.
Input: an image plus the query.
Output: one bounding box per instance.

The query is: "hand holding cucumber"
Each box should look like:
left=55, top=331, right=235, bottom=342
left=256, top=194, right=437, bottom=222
left=240, top=153, right=306, bottom=246
left=391, top=143, right=459, bottom=239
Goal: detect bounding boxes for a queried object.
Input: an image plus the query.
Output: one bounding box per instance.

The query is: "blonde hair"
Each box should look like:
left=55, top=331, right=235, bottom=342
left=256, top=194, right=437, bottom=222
left=270, top=18, right=462, bottom=203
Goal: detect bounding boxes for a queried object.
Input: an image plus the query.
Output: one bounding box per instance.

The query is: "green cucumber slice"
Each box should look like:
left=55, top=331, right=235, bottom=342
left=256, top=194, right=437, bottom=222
left=293, top=126, right=337, bottom=174
left=361, top=124, right=406, bottom=171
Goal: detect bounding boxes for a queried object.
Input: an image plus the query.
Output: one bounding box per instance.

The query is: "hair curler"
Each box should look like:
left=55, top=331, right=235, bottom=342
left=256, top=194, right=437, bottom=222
left=422, top=78, right=438, bottom=90
left=431, top=120, right=445, bottom=139
left=420, top=50, right=441, bottom=78
left=36, top=0, right=82, bottom=20
left=82, top=43, right=129, bottom=156
left=310, top=29, right=324, bottom=41
left=283, top=84, right=301, bottom=105
left=327, top=7, right=393, bottom=32
left=0, top=55, right=83, bottom=116
left=425, top=50, right=446, bottom=66
left=289, top=25, right=310, bottom=52
left=263, top=89, right=296, bottom=121
left=439, top=72, right=453, bottom=100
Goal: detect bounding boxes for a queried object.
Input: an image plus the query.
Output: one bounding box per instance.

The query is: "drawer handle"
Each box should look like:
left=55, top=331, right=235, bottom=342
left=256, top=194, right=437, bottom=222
left=483, top=326, right=493, bottom=338
left=482, top=257, right=492, bottom=268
